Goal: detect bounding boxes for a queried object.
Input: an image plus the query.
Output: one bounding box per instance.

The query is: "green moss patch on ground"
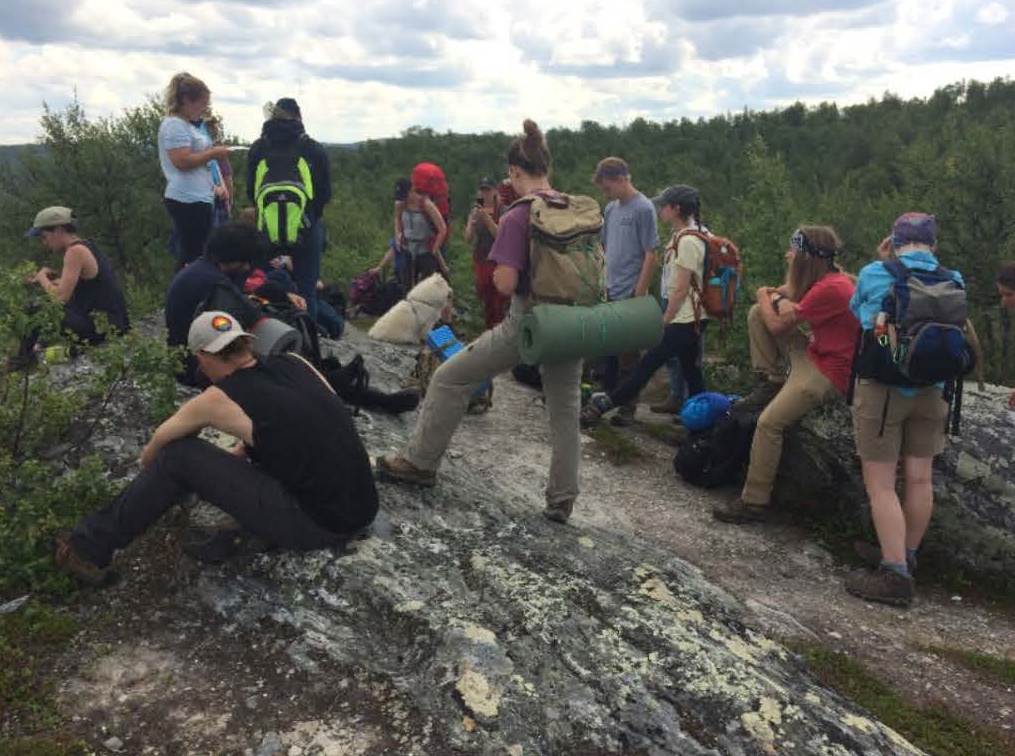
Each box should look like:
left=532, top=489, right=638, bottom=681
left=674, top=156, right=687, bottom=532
left=920, top=645, right=1015, bottom=688
left=586, top=424, right=646, bottom=466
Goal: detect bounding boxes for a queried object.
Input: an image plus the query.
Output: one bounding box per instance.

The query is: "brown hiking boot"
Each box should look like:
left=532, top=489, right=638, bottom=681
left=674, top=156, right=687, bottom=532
left=845, top=566, right=915, bottom=607
left=375, top=456, right=437, bottom=487
left=734, top=378, right=784, bottom=414
left=712, top=498, right=767, bottom=524
left=853, top=540, right=918, bottom=575
left=650, top=396, right=682, bottom=414
left=54, top=531, right=111, bottom=587
left=543, top=499, right=574, bottom=524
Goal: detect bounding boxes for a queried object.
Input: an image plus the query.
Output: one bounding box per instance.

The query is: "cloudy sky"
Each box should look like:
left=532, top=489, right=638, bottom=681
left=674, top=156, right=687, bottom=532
left=0, top=0, right=1012, bottom=144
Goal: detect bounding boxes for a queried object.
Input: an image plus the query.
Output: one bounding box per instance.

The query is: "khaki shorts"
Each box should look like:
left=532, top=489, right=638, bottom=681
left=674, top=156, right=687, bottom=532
left=851, top=379, right=949, bottom=462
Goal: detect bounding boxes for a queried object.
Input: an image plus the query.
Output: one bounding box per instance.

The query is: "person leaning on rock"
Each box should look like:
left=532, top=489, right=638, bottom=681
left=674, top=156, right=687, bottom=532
left=55, top=310, right=378, bottom=586
left=376, top=119, right=585, bottom=525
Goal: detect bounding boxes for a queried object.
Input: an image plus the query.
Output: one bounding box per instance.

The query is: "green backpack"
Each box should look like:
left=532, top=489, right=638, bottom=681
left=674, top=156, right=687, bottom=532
left=515, top=193, right=605, bottom=306
left=253, top=136, right=314, bottom=247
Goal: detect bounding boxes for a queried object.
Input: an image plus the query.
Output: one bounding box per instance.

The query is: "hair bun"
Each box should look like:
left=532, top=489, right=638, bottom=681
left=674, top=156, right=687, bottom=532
left=522, top=119, right=541, bottom=143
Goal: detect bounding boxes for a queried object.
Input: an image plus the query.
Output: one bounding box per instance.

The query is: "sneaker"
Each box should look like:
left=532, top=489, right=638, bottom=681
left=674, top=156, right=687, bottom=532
left=375, top=456, right=437, bottom=487
left=181, top=528, right=270, bottom=563
left=54, top=531, right=112, bottom=587
left=580, top=393, right=614, bottom=428
left=733, top=378, right=784, bottom=414
left=845, top=566, right=915, bottom=607
left=610, top=404, right=636, bottom=427
left=853, top=540, right=918, bottom=575
left=712, top=498, right=767, bottom=524
left=543, top=499, right=574, bottom=524
left=650, top=396, right=682, bottom=415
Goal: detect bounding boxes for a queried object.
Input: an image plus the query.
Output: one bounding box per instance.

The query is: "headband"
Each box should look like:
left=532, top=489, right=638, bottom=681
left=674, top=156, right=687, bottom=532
left=790, top=228, right=837, bottom=260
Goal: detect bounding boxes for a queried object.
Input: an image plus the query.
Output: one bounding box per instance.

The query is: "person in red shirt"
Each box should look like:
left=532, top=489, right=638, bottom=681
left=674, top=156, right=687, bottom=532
left=714, top=225, right=858, bottom=524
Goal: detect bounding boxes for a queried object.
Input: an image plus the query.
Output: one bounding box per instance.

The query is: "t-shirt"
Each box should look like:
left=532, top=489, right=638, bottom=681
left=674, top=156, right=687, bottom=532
left=795, top=272, right=859, bottom=394
left=158, top=116, right=214, bottom=204
left=664, top=232, right=706, bottom=325
left=602, top=192, right=659, bottom=300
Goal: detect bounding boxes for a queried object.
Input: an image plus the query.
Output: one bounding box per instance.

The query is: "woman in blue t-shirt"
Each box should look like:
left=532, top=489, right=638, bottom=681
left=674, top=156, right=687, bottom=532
left=158, top=72, right=229, bottom=270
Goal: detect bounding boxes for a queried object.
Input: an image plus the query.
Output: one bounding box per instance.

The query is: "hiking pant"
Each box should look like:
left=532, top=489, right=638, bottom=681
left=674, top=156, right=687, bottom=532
left=473, top=259, right=510, bottom=329
left=741, top=307, right=839, bottom=505
left=291, top=219, right=324, bottom=320
left=403, top=295, right=583, bottom=507
left=661, top=298, right=706, bottom=401
left=164, top=199, right=214, bottom=270
left=17, top=306, right=105, bottom=359
left=609, top=321, right=706, bottom=408
left=69, top=437, right=347, bottom=569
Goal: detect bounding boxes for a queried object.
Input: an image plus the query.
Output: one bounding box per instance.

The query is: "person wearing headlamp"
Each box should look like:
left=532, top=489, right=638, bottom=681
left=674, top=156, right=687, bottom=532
left=714, top=225, right=857, bottom=525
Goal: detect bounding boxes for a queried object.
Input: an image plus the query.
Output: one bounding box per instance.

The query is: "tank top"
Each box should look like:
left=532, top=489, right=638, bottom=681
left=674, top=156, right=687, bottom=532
left=65, top=240, right=130, bottom=335
left=401, top=206, right=432, bottom=258
left=216, top=355, right=379, bottom=533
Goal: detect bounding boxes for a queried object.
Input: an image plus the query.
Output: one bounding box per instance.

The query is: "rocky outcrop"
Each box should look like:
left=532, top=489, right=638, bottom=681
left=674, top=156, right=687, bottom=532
left=775, top=384, right=1015, bottom=584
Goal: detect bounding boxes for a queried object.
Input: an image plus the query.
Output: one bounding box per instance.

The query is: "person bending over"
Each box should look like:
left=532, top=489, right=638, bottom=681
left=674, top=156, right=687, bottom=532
left=55, top=310, right=378, bottom=586
left=713, top=226, right=857, bottom=524
left=376, top=119, right=584, bottom=525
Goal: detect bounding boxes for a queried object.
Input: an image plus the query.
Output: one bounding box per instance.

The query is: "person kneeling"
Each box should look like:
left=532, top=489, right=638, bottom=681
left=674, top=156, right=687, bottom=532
left=55, top=311, right=378, bottom=586
left=714, top=226, right=857, bottom=524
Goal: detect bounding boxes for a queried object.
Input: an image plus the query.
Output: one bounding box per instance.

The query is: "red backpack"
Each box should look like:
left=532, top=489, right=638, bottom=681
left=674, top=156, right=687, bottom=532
left=675, top=229, right=742, bottom=328
left=411, top=162, right=451, bottom=221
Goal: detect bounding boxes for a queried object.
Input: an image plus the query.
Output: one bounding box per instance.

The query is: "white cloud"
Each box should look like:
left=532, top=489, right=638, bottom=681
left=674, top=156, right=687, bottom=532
left=0, top=0, right=1012, bottom=144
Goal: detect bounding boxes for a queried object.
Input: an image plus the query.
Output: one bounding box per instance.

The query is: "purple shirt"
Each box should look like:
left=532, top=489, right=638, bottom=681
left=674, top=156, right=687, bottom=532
left=488, top=191, right=560, bottom=296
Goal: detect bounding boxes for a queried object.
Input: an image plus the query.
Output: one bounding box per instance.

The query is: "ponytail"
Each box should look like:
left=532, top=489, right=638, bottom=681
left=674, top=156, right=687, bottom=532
left=163, top=72, right=210, bottom=116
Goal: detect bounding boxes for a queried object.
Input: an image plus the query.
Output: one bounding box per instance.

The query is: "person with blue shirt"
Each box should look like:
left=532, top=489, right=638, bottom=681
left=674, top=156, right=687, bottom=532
left=845, top=212, right=960, bottom=607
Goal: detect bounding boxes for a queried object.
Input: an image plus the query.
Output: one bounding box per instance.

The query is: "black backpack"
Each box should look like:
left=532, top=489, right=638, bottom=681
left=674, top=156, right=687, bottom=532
left=253, top=135, right=314, bottom=249
left=673, top=411, right=758, bottom=488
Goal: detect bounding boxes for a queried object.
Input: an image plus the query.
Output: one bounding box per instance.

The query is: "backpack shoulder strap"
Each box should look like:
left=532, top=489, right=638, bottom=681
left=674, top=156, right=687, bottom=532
left=882, top=258, right=910, bottom=281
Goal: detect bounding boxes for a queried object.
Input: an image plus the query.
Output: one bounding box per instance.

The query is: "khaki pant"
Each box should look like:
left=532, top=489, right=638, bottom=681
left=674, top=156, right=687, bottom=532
left=404, top=296, right=583, bottom=507
left=741, top=305, right=839, bottom=505
left=851, top=380, right=948, bottom=461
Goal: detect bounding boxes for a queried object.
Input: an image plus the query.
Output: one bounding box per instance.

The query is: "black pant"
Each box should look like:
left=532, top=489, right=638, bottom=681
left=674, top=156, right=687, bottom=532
left=165, top=198, right=213, bottom=269
left=71, top=437, right=348, bottom=568
left=610, top=321, right=707, bottom=407
left=17, top=307, right=103, bottom=358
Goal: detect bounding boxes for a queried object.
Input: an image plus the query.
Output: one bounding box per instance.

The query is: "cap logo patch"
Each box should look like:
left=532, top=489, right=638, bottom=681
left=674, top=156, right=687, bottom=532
left=211, top=315, right=232, bottom=332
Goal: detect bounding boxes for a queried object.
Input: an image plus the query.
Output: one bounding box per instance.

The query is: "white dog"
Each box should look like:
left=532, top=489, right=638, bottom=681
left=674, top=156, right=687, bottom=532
left=368, top=273, right=453, bottom=344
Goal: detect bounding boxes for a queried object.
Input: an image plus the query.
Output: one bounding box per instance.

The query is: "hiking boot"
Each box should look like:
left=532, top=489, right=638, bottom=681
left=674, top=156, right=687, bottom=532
left=853, top=540, right=918, bottom=574
left=650, top=396, right=682, bottom=415
left=375, top=456, right=437, bottom=487
left=543, top=499, right=574, bottom=524
left=610, top=404, right=636, bottom=427
left=580, top=393, right=614, bottom=428
left=845, top=566, right=915, bottom=607
left=181, top=528, right=270, bottom=563
left=54, top=531, right=112, bottom=587
left=712, top=498, right=767, bottom=524
left=733, top=378, right=784, bottom=414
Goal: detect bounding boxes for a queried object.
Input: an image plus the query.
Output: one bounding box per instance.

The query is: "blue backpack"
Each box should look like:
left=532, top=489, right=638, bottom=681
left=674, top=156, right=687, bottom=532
left=679, top=392, right=736, bottom=433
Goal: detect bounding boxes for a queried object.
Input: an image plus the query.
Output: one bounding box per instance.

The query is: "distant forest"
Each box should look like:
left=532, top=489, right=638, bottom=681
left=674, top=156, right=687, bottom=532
left=1, top=78, right=1013, bottom=383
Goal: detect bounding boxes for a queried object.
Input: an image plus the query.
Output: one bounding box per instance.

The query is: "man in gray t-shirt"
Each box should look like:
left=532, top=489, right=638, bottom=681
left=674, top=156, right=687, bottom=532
left=594, top=157, right=659, bottom=422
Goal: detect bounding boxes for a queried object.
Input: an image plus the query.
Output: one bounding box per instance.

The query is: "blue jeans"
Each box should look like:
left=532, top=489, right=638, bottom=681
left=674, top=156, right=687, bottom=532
left=660, top=298, right=705, bottom=402
left=292, top=220, right=325, bottom=319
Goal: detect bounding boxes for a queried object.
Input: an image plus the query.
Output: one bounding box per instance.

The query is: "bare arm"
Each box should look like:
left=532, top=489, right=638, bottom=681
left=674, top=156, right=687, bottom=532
left=633, top=248, right=657, bottom=298
left=757, top=286, right=800, bottom=335
left=167, top=144, right=229, bottom=172
left=493, top=265, right=519, bottom=297
left=424, top=199, right=448, bottom=250
left=464, top=209, right=477, bottom=244
left=140, top=387, right=253, bottom=468
left=36, top=244, right=95, bottom=304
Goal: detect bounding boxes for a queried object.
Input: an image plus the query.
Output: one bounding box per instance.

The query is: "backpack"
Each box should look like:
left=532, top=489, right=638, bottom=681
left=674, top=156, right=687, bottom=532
left=673, top=410, right=758, bottom=488
left=347, top=270, right=380, bottom=313
left=678, top=392, right=735, bottom=433
left=411, top=163, right=450, bottom=219
left=253, top=135, right=314, bottom=248
left=674, top=229, right=742, bottom=327
left=849, top=259, right=974, bottom=434
left=514, top=193, right=605, bottom=306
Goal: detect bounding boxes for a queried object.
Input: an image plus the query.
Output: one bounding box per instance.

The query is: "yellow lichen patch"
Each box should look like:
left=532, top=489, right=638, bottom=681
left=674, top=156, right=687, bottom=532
left=804, top=692, right=821, bottom=706
left=741, top=711, right=776, bottom=743
left=507, top=746, right=523, bottom=756
left=394, top=600, right=424, bottom=613
left=456, top=666, right=502, bottom=718
left=462, top=716, right=476, bottom=732
left=578, top=536, right=595, bottom=549
left=841, top=714, right=875, bottom=734
left=462, top=624, right=498, bottom=645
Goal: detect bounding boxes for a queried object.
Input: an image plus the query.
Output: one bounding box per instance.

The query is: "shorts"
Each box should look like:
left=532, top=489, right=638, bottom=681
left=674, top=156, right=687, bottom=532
left=851, top=379, right=948, bottom=462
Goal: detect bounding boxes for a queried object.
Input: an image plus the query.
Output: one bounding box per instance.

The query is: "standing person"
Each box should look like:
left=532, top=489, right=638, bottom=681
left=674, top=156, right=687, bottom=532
left=594, top=157, right=659, bottom=425
left=397, top=183, right=449, bottom=288
left=581, top=185, right=706, bottom=427
left=371, top=178, right=412, bottom=284
left=845, top=213, right=963, bottom=607
left=376, top=120, right=584, bottom=524
left=55, top=310, right=378, bottom=585
left=465, top=177, right=509, bottom=328
left=713, top=226, right=858, bottom=524
left=204, top=116, right=233, bottom=226
left=246, top=98, right=332, bottom=319
left=158, top=72, right=228, bottom=269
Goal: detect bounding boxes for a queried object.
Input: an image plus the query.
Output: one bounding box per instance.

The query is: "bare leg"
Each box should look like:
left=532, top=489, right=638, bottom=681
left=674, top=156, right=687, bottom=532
left=861, top=459, right=907, bottom=566
left=900, top=455, right=934, bottom=550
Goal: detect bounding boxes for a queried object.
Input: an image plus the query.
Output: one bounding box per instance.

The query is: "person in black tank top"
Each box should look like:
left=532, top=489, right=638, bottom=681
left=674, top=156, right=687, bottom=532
left=55, top=310, right=378, bottom=586
left=21, top=207, right=129, bottom=359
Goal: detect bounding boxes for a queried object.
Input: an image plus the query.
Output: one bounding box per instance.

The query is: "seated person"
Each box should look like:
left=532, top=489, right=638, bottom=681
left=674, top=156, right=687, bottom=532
left=54, top=310, right=379, bottom=585
left=713, top=226, right=858, bottom=524
left=165, top=222, right=303, bottom=385
left=20, top=206, right=129, bottom=360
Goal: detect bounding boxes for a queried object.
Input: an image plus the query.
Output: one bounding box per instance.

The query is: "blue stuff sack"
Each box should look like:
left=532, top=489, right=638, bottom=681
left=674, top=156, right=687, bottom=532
left=679, top=392, right=736, bottom=433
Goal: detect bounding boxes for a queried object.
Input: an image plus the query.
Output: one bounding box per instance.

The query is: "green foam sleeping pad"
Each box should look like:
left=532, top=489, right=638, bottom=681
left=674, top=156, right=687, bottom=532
left=518, top=296, right=664, bottom=365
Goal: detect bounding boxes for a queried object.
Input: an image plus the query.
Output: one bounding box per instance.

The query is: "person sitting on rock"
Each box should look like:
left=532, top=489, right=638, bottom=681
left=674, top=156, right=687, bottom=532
left=375, top=119, right=585, bottom=525
left=16, top=206, right=129, bottom=364
left=998, top=260, right=1015, bottom=410
left=55, top=310, right=378, bottom=585
left=713, top=226, right=858, bottom=524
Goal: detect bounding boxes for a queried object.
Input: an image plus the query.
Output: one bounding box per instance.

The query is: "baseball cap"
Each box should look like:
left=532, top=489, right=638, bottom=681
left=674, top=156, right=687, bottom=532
left=651, top=185, right=700, bottom=208
left=393, top=177, right=411, bottom=200
left=477, top=176, right=495, bottom=188
left=187, top=311, right=253, bottom=355
left=26, top=206, right=75, bottom=237
left=891, top=212, right=936, bottom=248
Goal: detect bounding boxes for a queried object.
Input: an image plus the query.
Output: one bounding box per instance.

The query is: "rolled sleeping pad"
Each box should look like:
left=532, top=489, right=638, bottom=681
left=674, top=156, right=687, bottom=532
left=250, top=317, right=303, bottom=358
left=518, top=296, right=664, bottom=365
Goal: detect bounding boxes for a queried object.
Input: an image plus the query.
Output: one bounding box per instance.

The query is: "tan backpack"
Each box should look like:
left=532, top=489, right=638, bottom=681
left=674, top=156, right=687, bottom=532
left=514, top=193, right=605, bottom=306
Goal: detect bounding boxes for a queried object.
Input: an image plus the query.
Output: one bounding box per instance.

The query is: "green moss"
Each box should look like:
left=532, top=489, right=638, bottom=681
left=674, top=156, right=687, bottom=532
left=0, top=737, right=89, bottom=756
left=788, top=641, right=1015, bottom=756
left=587, top=425, right=645, bottom=466
left=920, top=645, right=1015, bottom=687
